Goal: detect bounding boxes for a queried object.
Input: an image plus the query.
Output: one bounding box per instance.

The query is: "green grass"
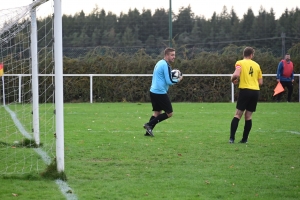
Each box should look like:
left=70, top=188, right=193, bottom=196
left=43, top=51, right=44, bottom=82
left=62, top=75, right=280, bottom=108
left=1, top=102, right=300, bottom=199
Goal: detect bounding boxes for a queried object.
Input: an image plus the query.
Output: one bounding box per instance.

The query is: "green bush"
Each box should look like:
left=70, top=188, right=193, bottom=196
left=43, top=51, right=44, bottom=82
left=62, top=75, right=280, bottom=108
left=3, top=44, right=299, bottom=102
left=61, top=44, right=299, bottom=102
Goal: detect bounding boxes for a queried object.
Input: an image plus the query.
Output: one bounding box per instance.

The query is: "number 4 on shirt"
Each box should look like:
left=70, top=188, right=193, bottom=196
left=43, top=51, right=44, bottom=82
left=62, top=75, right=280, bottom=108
left=249, top=66, right=253, bottom=76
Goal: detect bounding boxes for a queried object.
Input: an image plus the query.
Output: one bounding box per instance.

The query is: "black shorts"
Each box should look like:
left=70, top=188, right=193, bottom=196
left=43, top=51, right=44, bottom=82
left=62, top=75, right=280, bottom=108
left=150, top=92, right=173, bottom=114
left=236, top=89, right=259, bottom=112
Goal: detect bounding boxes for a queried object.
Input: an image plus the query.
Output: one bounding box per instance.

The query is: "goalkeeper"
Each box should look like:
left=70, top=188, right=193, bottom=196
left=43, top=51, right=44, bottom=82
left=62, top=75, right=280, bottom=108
left=143, top=47, right=183, bottom=137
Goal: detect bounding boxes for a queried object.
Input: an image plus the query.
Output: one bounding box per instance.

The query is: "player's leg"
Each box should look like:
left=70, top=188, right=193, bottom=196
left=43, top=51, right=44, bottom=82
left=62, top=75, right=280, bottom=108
left=144, top=92, right=159, bottom=136
left=277, top=81, right=286, bottom=102
left=276, top=92, right=283, bottom=102
left=144, top=111, right=162, bottom=136
left=240, top=90, right=259, bottom=143
left=148, top=94, right=172, bottom=127
left=144, top=94, right=173, bottom=137
left=230, top=109, right=243, bottom=143
left=286, top=81, right=293, bottom=102
left=229, top=89, right=247, bottom=143
left=241, top=111, right=252, bottom=143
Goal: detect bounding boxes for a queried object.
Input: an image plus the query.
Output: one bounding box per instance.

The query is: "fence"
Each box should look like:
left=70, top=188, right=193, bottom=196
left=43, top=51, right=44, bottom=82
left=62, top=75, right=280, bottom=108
left=3, top=74, right=300, bottom=103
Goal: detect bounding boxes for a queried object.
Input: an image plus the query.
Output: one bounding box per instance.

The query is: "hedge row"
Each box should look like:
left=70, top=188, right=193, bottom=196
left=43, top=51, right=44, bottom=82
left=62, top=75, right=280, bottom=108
left=62, top=44, right=300, bottom=102
left=2, top=44, right=300, bottom=103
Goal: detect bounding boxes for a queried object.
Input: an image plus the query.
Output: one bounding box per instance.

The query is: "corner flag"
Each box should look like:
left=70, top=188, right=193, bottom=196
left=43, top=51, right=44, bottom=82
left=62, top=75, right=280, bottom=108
left=0, top=63, right=3, bottom=77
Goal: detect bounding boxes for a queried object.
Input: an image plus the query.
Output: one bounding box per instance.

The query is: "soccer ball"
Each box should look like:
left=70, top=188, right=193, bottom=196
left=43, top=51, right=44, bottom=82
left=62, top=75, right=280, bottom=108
left=171, top=69, right=182, bottom=79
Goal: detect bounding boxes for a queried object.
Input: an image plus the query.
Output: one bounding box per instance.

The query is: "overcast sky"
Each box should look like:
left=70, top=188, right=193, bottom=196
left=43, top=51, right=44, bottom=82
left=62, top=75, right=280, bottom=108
left=2, top=0, right=299, bottom=19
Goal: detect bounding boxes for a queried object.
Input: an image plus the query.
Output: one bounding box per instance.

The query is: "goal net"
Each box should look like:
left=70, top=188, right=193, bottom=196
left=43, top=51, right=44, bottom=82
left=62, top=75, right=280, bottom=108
left=0, top=0, right=56, bottom=175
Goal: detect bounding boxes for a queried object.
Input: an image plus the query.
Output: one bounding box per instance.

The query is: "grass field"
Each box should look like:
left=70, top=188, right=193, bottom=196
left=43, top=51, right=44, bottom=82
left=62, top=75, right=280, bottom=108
left=1, top=102, right=300, bottom=199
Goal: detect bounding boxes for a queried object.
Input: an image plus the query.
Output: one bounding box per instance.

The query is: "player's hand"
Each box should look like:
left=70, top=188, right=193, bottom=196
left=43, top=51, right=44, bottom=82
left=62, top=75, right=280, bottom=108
left=230, top=74, right=239, bottom=85
left=231, top=75, right=238, bottom=85
left=232, top=79, right=238, bottom=85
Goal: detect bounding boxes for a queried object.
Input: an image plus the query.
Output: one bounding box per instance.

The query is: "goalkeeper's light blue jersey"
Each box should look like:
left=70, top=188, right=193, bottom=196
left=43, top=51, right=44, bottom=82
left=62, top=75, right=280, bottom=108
left=150, top=59, right=178, bottom=94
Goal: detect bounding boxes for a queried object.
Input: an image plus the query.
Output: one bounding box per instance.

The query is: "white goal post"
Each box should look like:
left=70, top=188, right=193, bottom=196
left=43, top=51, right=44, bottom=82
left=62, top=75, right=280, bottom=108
left=0, top=0, right=64, bottom=174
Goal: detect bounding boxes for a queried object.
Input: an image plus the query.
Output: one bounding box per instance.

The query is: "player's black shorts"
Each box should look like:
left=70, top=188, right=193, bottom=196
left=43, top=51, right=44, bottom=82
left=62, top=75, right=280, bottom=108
left=150, top=92, right=173, bottom=114
left=236, top=89, right=259, bottom=112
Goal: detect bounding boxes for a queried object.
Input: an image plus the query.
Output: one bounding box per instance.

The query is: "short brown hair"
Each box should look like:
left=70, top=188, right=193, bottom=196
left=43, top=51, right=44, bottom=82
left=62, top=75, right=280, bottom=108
left=164, top=47, right=175, bottom=56
left=243, top=47, right=255, bottom=57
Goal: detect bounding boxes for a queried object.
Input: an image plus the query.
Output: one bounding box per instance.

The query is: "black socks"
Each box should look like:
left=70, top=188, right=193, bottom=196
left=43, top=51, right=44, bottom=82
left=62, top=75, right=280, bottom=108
left=148, top=113, right=169, bottom=127
left=230, top=117, right=240, bottom=140
left=242, top=119, right=252, bottom=141
left=230, top=118, right=252, bottom=142
left=148, top=116, right=155, bottom=129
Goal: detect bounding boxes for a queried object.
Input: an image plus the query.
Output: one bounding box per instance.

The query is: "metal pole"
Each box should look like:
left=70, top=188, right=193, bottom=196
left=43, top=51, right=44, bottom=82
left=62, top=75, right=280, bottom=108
left=54, top=0, right=64, bottom=172
left=90, top=75, right=93, bottom=103
left=2, top=76, right=5, bottom=105
left=18, top=76, right=22, bottom=103
left=169, top=0, right=172, bottom=47
left=281, top=32, right=286, bottom=58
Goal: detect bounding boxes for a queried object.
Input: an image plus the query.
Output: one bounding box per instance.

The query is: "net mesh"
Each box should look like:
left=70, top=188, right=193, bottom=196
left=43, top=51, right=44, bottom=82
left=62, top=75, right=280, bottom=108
left=0, top=0, right=55, bottom=175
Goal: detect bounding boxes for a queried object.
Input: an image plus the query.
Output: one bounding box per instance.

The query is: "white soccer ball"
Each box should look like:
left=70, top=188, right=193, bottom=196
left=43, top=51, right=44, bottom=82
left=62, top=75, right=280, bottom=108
left=171, top=69, right=182, bottom=79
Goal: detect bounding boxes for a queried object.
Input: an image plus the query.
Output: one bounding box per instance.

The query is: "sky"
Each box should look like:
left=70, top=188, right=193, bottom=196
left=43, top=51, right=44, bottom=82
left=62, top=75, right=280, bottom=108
left=2, top=0, right=299, bottom=19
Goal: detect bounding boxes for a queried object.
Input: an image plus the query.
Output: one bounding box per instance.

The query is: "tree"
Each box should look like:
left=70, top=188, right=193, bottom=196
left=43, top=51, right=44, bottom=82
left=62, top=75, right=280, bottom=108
left=178, top=32, right=191, bottom=45
left=194, top=16, right=210, bottom=46
left=105, top=12, right=117, bottom=31
left=145, top=35, right=156, bottom=47
left=152, top=8, right=169, bottom=40
left=207, top=12, right=218, bottom=48
left=101, top=28, right=116, bottom=46
left=71, top=28, right=91, bottom=47
left=190, top=21, right=200, bottom=44
left=122, top=27, right=135, bottom=46
left=240, top=8, right=255, bottom=39
left=173, top=5, right=194, bottom=38
left=116, top=8, right=142, bottom=41
left=91, top=28, right=102, bottom=46
left=229, top=7, right=240, bottom=39
left=41, top=4, right=300, bottom=55
left=217, top=6, right=232, bottom=42
left=139, top=9, right=153, bottom=43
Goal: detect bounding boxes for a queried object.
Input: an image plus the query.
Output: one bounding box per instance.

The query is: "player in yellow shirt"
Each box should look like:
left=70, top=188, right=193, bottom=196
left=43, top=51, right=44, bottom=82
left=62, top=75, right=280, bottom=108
left=229, top=47, right=263, bottom=143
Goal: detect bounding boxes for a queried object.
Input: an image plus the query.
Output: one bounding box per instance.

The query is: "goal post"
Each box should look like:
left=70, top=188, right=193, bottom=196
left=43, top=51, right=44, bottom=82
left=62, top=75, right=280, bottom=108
left=0, top=0, right=64, bottom=175
left=54, top=0, right=64, bottom=173
left=31, top=4, right=40, bottom=146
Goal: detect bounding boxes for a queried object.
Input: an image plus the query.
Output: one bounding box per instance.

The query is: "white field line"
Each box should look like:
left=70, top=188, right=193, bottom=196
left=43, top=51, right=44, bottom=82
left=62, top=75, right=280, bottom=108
left=4, top=105, right=77, bottom=200
left=4, top=106, right=33, bottom=139
left=82, top=129, right=300, bottom=135
left=56, top=180, right=78, bottom=200
left=287, top=131, right=300, bottom=135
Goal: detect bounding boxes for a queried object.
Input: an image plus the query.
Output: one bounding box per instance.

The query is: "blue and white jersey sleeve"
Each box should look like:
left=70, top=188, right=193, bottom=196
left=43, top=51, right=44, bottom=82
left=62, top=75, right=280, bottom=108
left=150, top=60, right=178, bottom=94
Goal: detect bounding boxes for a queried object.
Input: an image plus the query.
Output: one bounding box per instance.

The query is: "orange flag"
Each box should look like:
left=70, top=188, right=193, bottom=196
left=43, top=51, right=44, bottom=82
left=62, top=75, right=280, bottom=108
left=273, top=82, right=284, bottom=96
left=0, top=63, right=3, bottom=77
